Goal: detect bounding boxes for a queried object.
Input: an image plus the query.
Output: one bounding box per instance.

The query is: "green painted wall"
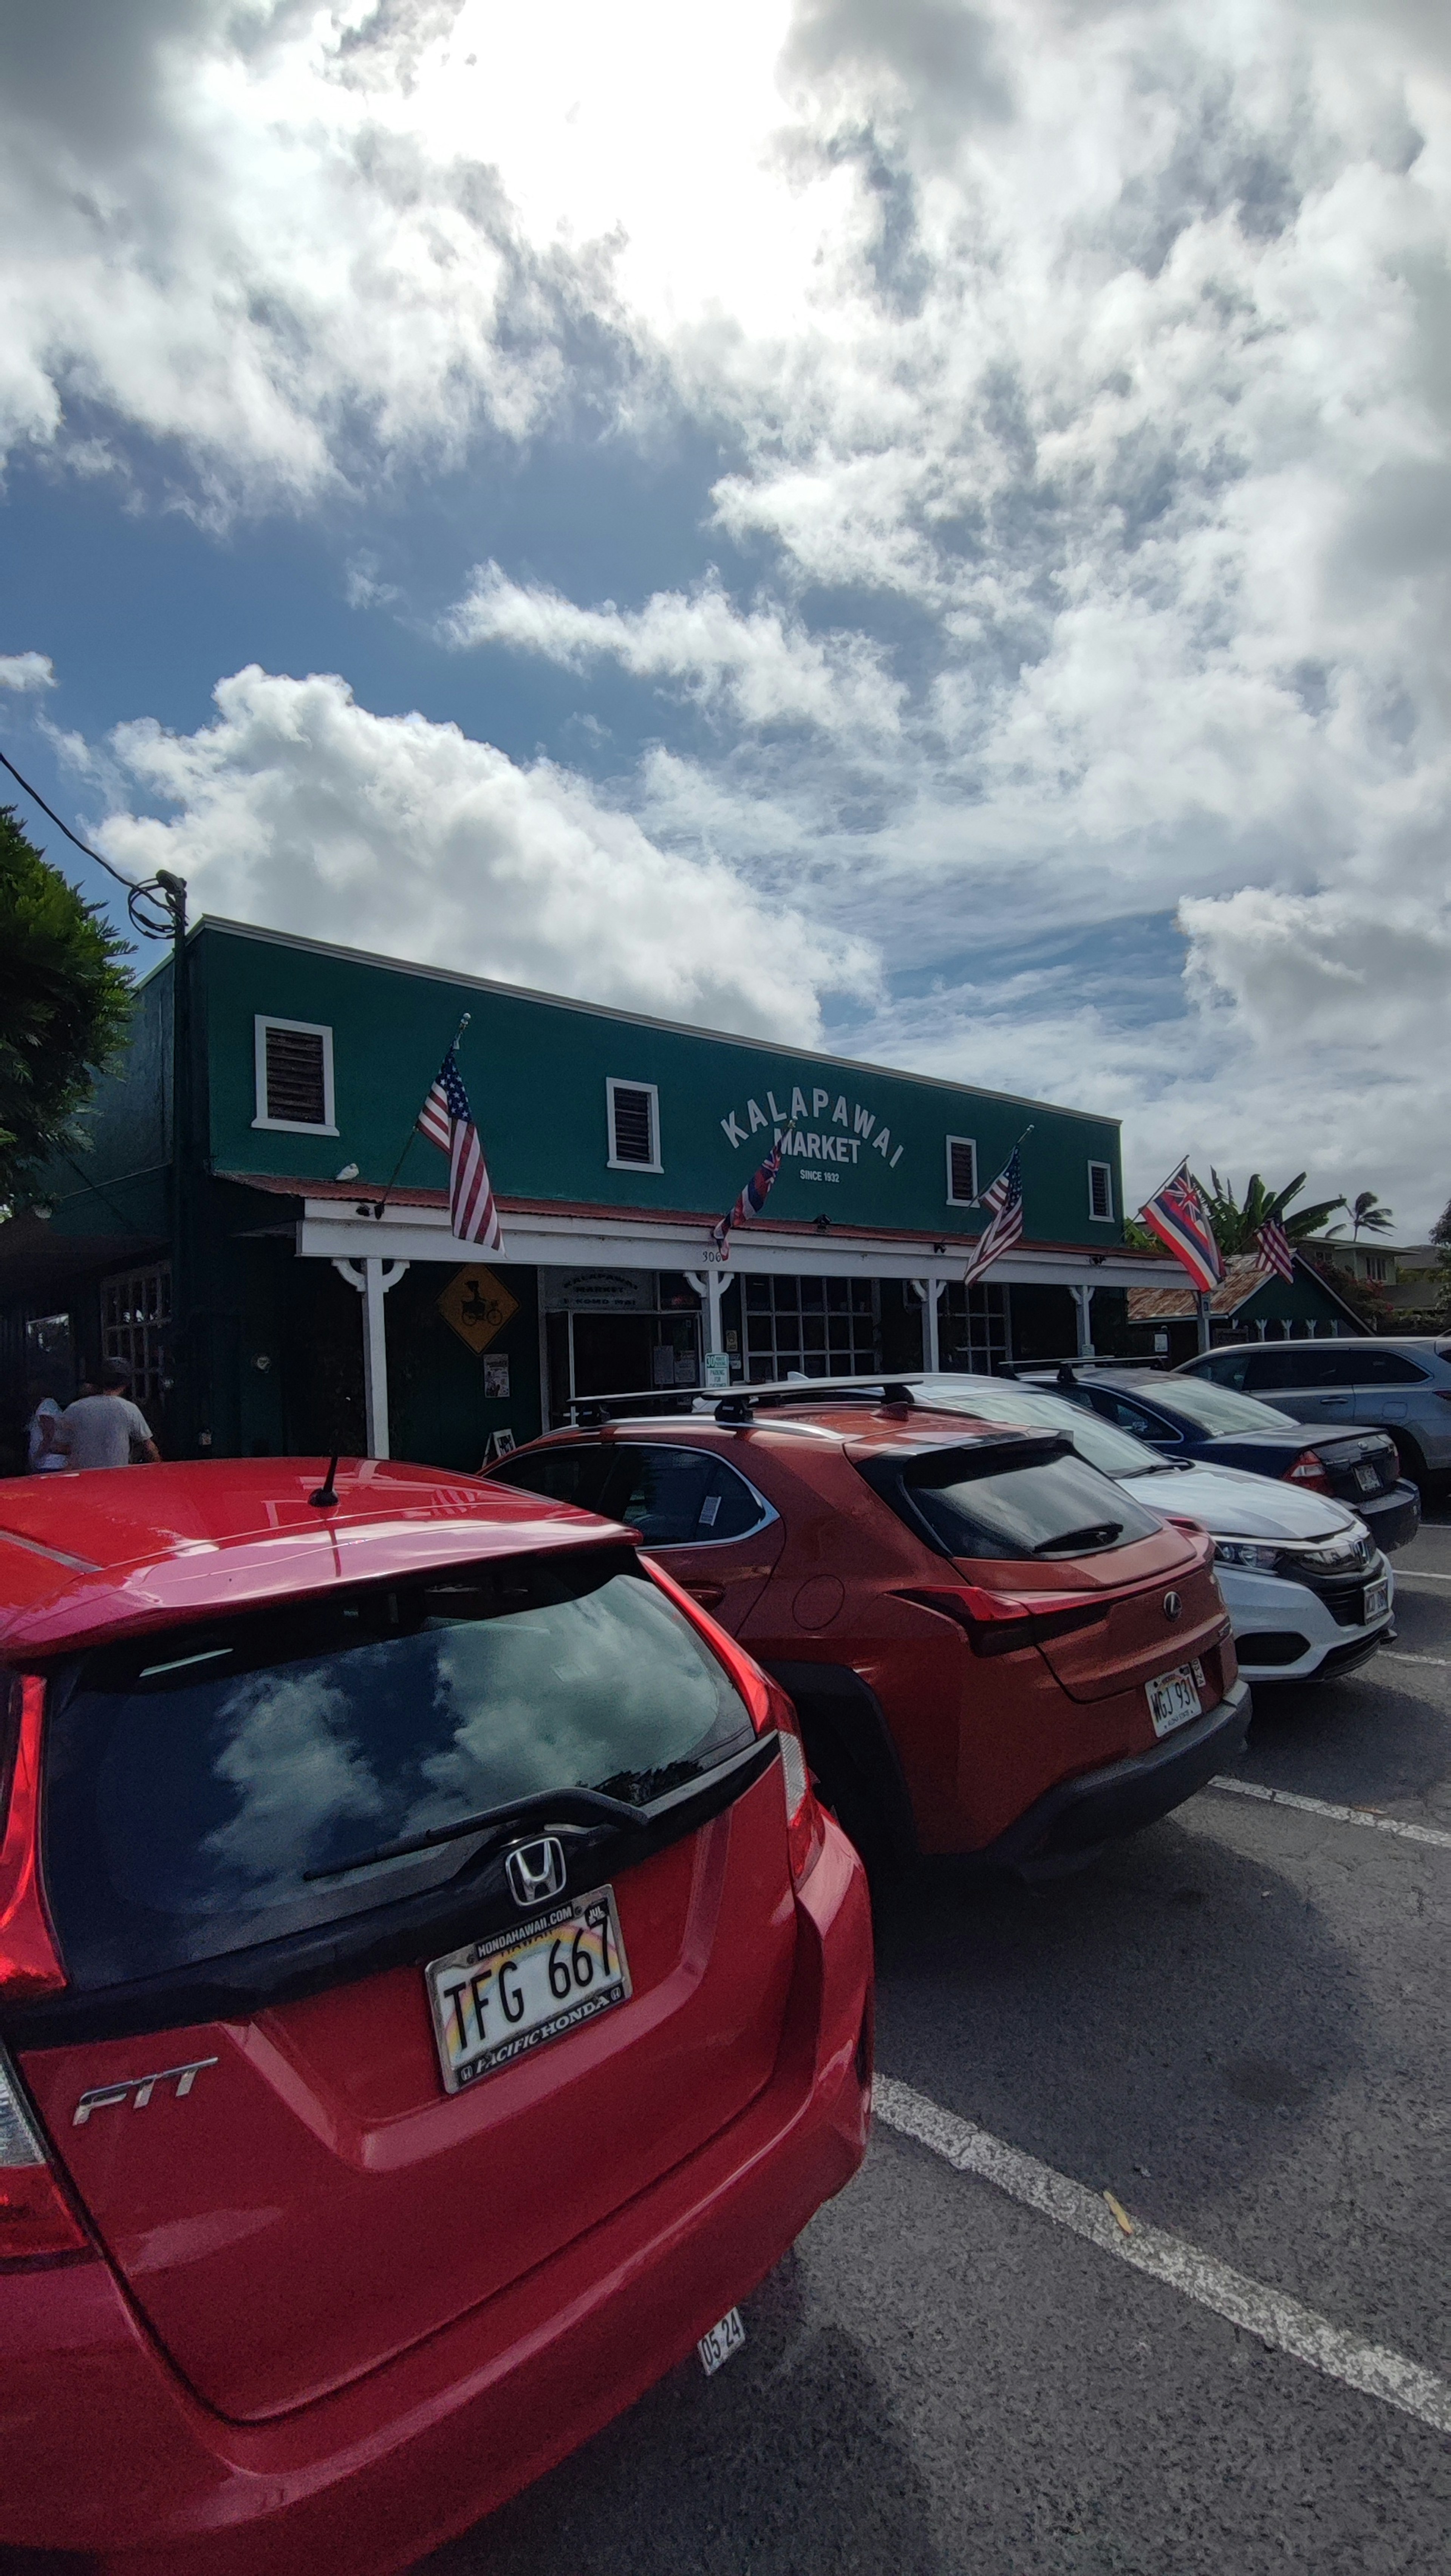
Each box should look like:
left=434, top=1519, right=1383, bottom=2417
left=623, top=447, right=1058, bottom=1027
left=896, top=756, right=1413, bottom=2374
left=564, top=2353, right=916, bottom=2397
left=197, top=923, right=1125, bottom=1250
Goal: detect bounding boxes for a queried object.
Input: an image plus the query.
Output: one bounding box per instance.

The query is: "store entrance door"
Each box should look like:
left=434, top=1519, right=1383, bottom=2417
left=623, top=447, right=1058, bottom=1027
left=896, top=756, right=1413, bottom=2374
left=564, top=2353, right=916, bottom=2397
left=546, top=1306, right=703, bottom=1421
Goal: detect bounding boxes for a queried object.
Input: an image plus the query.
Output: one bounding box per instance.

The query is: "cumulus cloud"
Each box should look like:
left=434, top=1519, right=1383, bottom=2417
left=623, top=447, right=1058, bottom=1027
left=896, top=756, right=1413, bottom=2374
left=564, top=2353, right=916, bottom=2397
left=0, top=652, right=56, bottom=692
left=88, top=665, right=877, bottom=1040
left=5, top=0, right=1451, bottom=1221
left=442, top=564, right=903, bottom=736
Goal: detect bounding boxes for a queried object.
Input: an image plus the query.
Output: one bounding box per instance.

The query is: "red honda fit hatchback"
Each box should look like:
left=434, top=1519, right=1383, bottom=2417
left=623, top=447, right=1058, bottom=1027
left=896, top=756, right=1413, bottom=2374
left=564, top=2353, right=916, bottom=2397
left=0, top=1460, right=871, bottom=2576
left=490, top=1388, right=1250, bottom=1876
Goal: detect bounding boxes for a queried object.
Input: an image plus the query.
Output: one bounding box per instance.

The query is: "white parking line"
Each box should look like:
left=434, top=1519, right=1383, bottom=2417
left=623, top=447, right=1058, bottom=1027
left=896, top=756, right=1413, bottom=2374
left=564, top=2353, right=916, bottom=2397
left=1395, top=1569, right=1451, bottom=1583
left=872, top=2077, right=1451, bottom=2435
left=1205, top=1776, right=1451, bottom=1850
left=1381, top=1651, right=1451, bottom=1668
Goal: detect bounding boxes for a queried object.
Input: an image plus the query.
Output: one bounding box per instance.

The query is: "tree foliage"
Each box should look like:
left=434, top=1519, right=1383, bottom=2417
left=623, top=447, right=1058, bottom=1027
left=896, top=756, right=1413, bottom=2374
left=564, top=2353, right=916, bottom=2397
left=0, top=808, right=133, bottom=1206
left=1347, top=1189, right=1394, bottom=1239
left=1192, top=1169, right=1347, bottom=1255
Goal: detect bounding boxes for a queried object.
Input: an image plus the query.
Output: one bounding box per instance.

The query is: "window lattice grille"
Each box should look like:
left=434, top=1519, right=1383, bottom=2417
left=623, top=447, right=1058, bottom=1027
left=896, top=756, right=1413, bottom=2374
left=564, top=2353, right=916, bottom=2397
left=102, top=1264, right=172, bottom=1411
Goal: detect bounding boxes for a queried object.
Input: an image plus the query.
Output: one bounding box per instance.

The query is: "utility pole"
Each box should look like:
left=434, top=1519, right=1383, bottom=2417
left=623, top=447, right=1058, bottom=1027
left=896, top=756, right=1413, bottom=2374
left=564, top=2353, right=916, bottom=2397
left=154, top=872, right=193, bottom=1453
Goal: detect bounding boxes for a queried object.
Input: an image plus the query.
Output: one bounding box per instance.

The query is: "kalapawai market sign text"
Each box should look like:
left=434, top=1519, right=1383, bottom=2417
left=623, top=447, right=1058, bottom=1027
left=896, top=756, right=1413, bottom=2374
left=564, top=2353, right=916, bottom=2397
left=719, top=1083, right=905, bottom=1188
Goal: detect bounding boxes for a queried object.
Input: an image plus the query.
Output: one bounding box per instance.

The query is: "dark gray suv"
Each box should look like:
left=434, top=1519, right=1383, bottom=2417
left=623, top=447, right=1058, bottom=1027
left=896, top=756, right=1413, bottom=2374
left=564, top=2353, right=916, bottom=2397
left=1179, top=1337, right=1451, bottom=1489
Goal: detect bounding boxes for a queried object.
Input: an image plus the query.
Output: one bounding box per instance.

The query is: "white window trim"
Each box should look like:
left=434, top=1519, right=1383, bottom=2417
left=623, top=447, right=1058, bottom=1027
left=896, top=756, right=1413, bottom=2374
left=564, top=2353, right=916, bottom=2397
left=1087, top=1159, right=1115, bottom=1223
left=945, top=1134, right=979, bottom=1206
left=605, top=1076, right=662, bottom=1175
left=253, top=1014, right=339, bottom=1136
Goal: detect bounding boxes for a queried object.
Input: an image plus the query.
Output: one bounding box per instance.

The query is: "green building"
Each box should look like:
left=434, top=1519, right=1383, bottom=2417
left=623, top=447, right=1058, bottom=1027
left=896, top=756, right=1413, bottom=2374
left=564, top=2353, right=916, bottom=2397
left=0, top=918, right=1176, bottom=1471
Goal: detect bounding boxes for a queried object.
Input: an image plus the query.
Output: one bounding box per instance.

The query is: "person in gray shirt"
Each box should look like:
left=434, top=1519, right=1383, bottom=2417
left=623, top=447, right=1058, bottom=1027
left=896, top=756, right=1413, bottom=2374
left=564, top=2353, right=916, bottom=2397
left=57, top=1363, right=161, bottom=1469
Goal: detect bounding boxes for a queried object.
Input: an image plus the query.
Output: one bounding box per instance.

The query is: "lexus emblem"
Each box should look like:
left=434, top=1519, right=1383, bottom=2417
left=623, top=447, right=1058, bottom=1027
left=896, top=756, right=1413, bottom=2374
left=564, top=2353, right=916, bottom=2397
left=505, top=1836, right=568, bottom=1910
left=1163, top=1591, right=1183, bottom=1622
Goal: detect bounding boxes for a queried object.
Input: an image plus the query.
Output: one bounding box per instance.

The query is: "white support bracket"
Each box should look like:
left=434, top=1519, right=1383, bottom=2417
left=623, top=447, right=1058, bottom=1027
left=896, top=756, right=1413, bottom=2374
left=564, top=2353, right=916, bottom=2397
left=1069, top=1281, right=1095, bottom=1360
left=909, top=1277, right=946, bottom=1372
left=684, top=1269, right=726, bottom=1362
left=333, top=1257, right=410, bottom=1458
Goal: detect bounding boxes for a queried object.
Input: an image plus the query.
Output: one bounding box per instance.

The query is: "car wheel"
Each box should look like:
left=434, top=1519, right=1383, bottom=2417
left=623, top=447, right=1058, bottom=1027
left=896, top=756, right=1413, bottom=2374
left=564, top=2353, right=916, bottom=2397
left=1390, top=1430, right=1429, bottom=1492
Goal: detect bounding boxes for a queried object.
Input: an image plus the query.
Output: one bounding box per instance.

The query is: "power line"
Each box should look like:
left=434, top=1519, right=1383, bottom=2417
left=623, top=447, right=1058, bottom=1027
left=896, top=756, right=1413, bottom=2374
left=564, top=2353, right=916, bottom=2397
left=0, top=744, right=183, bottom=940
left=0, top=744, right=141, bottom=892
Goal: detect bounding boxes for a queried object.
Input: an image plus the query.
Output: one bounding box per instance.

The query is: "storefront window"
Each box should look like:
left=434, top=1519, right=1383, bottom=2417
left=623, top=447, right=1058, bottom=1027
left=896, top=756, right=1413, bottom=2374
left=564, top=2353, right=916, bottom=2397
left=938, top=1281, right=1009, bottom=1374
left=742, top=1275, right=879, bottom=1382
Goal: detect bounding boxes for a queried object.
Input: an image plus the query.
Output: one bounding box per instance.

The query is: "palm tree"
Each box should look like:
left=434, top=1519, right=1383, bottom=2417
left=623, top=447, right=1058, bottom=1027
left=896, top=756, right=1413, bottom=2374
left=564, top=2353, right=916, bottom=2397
left=1193, top=1171, right=1348, bottom=1257
left=1347, top=1189, right=1394, bottom=1239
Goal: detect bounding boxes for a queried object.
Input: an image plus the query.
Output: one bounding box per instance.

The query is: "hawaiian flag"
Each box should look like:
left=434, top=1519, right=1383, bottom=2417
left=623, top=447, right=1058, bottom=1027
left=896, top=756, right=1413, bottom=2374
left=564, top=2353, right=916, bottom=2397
left=1140, top=1161, right=1223, bottom=1293
left=963, top=1146, right=1025, bottom=1287
left=712, top=1126, right=792, bottom=1259
left=418, top=1046, right=503, bottom=1251
left=1256, top=1216, right=1296, bottom=1283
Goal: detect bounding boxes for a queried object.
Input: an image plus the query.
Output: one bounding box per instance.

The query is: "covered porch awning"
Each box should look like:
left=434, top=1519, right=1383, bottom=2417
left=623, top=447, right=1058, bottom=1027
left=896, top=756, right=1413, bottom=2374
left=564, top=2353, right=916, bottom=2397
left=221, top=1174, right=1185, bottom=1458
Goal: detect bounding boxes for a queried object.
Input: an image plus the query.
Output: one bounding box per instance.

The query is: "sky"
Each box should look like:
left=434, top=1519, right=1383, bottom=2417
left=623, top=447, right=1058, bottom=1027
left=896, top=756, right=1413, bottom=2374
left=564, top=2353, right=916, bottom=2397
left=1, top=0, right=1448, bottom=1231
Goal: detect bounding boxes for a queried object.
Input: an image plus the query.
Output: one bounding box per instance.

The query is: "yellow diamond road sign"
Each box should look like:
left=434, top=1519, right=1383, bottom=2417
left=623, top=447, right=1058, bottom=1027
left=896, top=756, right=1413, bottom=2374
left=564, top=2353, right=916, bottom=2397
left=438, top=1266, right=518, bottom=1356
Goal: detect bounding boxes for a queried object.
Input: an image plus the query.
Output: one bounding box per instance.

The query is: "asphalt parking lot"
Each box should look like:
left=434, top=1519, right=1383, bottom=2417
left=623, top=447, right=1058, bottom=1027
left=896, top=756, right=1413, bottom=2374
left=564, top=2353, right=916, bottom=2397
left=426, top=1501, right=1451, bottom=2576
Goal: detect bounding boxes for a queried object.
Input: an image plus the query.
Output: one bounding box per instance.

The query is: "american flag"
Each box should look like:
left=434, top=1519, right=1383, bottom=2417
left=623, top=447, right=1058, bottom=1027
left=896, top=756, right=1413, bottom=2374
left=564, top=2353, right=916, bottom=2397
left=712, top=1126, right=792, bottom=1259
left=963, top=1146, right=1024, bottom=1286
left=418, top=1046, right=503, bottom=1251
left=1256, top=1216, right=1296, bottom=1282
left=1140, top=1161, right=1223, bottom=1293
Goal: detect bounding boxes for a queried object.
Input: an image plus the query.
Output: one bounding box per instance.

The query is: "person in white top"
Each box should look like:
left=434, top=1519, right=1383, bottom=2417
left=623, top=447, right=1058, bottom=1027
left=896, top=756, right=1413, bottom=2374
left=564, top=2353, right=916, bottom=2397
left=56, top=1363, right=160, bottom=1470
left=25, top=1377, right=69, bottom=1472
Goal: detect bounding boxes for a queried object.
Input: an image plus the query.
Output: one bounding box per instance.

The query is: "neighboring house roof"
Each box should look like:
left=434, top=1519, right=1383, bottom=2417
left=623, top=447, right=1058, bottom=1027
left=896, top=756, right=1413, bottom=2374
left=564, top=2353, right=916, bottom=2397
left=1126, top=1252, right=1365, bottom=1328
left=1317, top=1240, right=1439, bottom=1268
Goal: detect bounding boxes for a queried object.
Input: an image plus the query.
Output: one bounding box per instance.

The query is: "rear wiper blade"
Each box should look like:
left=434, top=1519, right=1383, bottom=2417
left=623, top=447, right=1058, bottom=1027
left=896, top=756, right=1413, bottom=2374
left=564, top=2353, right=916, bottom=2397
left=305, top=1784, right=644, bottom=1881
left=1033, top=1522, right=1123, bottom=1554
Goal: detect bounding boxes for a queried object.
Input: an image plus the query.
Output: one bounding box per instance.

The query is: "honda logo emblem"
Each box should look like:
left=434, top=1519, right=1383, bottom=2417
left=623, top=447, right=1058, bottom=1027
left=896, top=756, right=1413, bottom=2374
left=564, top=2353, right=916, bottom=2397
left=505, top=1836, right=568, bottom=1910
left=1163, top=1591, right=1183, bottom=1621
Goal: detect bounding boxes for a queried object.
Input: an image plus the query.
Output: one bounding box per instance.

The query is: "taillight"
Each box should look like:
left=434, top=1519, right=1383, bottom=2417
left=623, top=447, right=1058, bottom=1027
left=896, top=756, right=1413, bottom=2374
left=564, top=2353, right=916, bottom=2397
left=1287, top=1450, right=1332, bottom=1492
left=0, top=1675, right=66, bottom=2003
left=642, top=1560, right=825, bottom=1886
left=898, top=1584, right=1110, bottom=1658
left=0, top=2045, right=89, bottom=2266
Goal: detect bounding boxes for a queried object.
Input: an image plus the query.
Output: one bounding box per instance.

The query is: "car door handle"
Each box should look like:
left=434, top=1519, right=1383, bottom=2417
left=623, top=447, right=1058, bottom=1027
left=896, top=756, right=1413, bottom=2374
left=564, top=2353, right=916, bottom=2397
left=684, top=1583, right=727, bottom=1610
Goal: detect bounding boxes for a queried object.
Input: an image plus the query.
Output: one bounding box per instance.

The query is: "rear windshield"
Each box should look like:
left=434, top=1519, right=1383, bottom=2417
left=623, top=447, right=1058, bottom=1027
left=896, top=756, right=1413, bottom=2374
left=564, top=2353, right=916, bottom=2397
left=1153, top=1378, right=1302, bottom=1435
left=866, top=1443, right=1164, bottom=1562
left=914, top=1379, right=1168, bottom=1478
left=42, top=1548, right=753, bottom=1990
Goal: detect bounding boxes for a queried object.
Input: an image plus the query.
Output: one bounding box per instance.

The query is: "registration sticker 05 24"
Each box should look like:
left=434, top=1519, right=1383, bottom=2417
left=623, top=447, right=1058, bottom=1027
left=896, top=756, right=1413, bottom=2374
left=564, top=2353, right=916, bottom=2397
left=698, top=2308, right=746, bottom=2376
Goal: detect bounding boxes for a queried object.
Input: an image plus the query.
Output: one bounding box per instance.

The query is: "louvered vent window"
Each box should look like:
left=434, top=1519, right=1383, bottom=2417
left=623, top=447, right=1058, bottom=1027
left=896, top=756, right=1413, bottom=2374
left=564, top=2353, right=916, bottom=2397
left=606, top=1079, right=660, bottom=1170
left=1087, top=1160, right=1114, bottom=1221
left=254, top=1017, right=337, bottom=1132
left=945, top=1136, right=978, bottom=1205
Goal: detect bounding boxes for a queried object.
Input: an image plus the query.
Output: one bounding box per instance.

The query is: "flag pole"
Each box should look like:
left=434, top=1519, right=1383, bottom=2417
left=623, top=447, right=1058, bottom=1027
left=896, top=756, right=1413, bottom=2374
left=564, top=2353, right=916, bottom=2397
left=966, top=1122, right=1033, bottom=1209
left=371, top=1011, right=471, bottom=1221
left=1138, top=1152, right=1190, bottom=1217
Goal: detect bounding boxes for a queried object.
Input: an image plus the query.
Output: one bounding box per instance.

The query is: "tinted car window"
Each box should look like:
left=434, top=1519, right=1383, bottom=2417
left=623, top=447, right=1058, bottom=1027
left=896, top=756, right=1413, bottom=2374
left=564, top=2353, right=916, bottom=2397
left=1351, top=1350, right=1428, bottom=1385
left=866, top=1442, right=1163, bottom=1561
left=1089, top=1390, right=1182, bottom=1443
left=1244, top=1347, right=1359, bottom=1392
left=494, top=1442, right=767, bottom=1546
left=43, top=1548, right=755, bottom=1989
left=1199, top=1352, right=1251, bottom=1389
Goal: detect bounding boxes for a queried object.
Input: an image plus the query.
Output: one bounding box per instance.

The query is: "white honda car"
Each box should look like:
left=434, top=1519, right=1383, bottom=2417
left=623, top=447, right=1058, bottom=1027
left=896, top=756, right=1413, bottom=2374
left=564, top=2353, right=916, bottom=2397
left=856, top=1373, right=1394, bottom=1686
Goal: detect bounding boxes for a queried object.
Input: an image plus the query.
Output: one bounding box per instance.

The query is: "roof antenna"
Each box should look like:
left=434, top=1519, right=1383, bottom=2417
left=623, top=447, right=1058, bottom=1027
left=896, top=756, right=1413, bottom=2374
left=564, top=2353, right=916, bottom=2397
left=309, top=1451, right=341, bottom=1508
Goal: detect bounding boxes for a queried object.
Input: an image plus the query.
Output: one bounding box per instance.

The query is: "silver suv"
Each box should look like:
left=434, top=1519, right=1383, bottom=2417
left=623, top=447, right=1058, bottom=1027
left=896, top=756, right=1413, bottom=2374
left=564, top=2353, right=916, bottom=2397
left=1178, top=1336, right=1451, bottom=1488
